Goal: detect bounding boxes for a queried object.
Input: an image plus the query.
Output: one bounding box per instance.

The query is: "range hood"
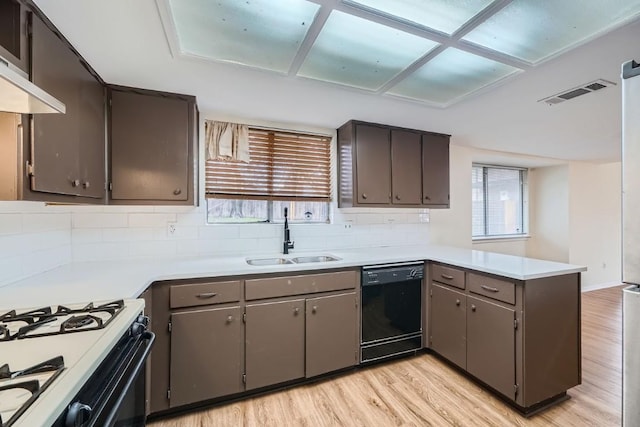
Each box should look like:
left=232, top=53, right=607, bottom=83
left=0, top=56, right=65, bottom=114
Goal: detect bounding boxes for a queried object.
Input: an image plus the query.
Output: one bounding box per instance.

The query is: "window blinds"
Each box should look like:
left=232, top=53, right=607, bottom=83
left=472, top=165, right=524, bottom=237
left=205, top=128, right=331, bottom=201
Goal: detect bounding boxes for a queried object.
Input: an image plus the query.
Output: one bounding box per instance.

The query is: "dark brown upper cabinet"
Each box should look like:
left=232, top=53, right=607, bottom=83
left=422, top=133, right=450, bottom=207
left=338, top=120, right=450, bottom=208
left=28, top=12, right=105, bottom=200
left=0, top=0, right=29, bottom=72
left=391, top=129, right=422, bottom=205
left=108, top=87, right=197, bottom=205
left=0, top=8, right=106, bottom=203
left=354, top=123, right=390, bottom=204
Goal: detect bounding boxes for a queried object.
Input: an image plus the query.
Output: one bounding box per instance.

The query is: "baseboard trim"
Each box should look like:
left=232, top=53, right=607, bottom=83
left=581, top=281, right=622, bottom=293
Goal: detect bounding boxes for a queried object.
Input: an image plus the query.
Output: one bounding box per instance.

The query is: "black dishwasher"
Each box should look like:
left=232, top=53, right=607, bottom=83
left=361, top=262, right=423, bottom=363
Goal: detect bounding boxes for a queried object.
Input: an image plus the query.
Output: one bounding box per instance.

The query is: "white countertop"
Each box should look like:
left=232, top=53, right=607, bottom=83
left=0, top=244, right=586, bottom=310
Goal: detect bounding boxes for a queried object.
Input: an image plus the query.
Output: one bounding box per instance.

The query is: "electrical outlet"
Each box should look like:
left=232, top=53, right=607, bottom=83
left=343, top=223, right=352, bottom=230
left=167, top=222, right=177, bottom=236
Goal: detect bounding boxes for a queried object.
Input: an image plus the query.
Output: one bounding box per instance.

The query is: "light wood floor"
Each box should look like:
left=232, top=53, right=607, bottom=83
left=149, top=286, right=623, bottom=427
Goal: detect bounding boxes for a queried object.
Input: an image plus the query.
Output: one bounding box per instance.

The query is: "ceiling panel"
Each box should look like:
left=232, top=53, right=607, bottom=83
left=168, top=0, right=320, bottom=73
left=462, top=0, right=640, bottom=63
left=297, top=11, right=439, bottom=90
left=343, top=0, right=494, bottom=35
left=387, top=48, right=519, bottom=104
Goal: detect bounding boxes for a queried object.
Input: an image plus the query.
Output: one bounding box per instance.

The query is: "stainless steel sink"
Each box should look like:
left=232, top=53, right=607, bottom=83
left=246, top=258, right=295, bottom=266
left=291, top=255, right=341, bottom=263
left=246, top=254, right=340, bottom=266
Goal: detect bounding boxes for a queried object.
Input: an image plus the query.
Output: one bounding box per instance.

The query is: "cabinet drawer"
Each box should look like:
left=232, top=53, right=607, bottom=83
left=468, top=273, right=515, bottom=305
left=432, top=264, right=465, bottom=289
left=170, top=280, right=241, bottom=308
left=245, top=271, right=357, bottom=301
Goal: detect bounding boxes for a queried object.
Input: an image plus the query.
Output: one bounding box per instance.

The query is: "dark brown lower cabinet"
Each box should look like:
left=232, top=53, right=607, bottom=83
left=429, top=284, right=466, bottom=369
left=169, top=306, right=243, bottom=407
left=245, top=299, right=305, bottom=390
left=428, top=263, right=580, bottom=412
left=305, top=292, right=357, bottom=378
left=466, top=295, right=516, bottom=399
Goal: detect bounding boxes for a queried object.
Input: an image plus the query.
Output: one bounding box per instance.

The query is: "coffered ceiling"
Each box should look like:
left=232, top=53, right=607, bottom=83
left=160, top=0, right=640, bottom=107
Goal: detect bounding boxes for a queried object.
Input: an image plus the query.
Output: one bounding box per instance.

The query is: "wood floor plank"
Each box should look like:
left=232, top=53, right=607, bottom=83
left=149, top=286, right=623, bottom=427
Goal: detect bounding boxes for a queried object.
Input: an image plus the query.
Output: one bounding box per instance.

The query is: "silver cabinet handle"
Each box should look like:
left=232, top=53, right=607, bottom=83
left=362, top=193, right=367, bottom=200
left=425, top=195, right=431, bottom=201
left=395, top=194, right=401, bottom=201
left=173, top=188, right=182, bottom=195
left=441, top=274, right=454, bottom=280
left=71, top=179, right=80, bottom=187
left=196, top=292, right=217, bottom=299
left=455, top=299, right=461, bottom=306
left=294, top=307, right=300, bottom=315
left=471, top=304, right=477, bottom=312
left=82, top=181, right=90, bottom=189
left=312, top=306, right=318, bottom=313
left=226, top=315, right=233, bottom=323
left=481, top=285, right=499, bottom=293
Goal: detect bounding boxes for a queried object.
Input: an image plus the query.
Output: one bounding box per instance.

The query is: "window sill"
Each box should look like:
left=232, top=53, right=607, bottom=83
left=472, top=235, right=530, bottom=243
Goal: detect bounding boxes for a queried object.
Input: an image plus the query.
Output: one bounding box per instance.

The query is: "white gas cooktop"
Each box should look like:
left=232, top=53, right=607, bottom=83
left=0, top=299, right=144, bottom=427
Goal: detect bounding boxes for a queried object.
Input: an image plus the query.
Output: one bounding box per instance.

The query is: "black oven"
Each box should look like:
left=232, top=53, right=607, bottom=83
left=361, top=262, right=423, bottom=363
left=53, top=316, right=155, bottom=427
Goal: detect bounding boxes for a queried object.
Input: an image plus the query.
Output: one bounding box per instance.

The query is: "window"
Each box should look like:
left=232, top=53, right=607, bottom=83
left=472, top=165, right=527, bottom=238
left=206, top=127, right=331, bottom=223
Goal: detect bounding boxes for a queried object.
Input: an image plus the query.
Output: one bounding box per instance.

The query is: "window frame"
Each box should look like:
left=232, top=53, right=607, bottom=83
left=205, top=124, right=332, bottom=224
left=472, top=164, right=528, bottom=240
left=206, top=198, right=330, bottom=224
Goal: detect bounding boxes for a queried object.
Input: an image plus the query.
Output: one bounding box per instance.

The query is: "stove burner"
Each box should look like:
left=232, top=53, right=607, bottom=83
left=13, top=317, right=56, bottom=340
left=0, top=310, right=16, bottom=322
left=0, top=356, right=65, bottom=427
left=0, top=300, right=125, bottom=341
left=0, top=356, right=64, bottom=380
left=61, top=315, right=100, bottom=331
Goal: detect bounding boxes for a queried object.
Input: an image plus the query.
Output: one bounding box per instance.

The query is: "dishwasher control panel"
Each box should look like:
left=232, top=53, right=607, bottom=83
left=362, top=263, right=424, bottom=286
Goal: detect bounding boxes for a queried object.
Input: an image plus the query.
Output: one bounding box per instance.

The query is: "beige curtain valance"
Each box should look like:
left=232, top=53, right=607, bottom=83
left=205, top=120, right=250, bottom=162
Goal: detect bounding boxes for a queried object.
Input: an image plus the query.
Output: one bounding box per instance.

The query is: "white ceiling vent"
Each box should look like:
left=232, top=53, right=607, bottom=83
left=539, top=79, right=616, bottom=105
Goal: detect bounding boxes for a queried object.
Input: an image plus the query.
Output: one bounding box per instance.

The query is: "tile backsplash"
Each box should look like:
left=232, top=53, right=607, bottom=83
left=0, top=202, right=72, bottom=286
left=0, top=201, right=430, bottom=286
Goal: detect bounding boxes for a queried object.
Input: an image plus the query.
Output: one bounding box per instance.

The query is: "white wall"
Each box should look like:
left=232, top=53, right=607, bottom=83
left=429, top=144, right=472, bottom=249
left=525, top=161, right=622, bottom=290
left=527, top=165, right=570, bottom=262
left=472, top=239, right=528, bottom=256
left=568, top=162, right=621, bottom=290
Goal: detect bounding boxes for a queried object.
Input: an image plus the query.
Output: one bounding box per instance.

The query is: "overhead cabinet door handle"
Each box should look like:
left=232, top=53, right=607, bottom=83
left=441, top=274, right=454, bottom=280
left=197, top=292, right=217, bottom=299
left=481, top=285, right=499, bottom=293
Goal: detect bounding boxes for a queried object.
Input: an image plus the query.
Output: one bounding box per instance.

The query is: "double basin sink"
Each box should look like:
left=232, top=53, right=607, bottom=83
left=246, top=255, right=340, bottom=266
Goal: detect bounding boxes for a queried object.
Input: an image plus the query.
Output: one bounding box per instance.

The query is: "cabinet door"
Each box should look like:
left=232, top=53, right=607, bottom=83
left=466, top=295, right=516, bottom=400
left=391, top=130, right=422, bottom=205
left=30, top=14, right=105, bottom=198
left=422, top=134, right=449, bottom=207
left=355, top=124, right=390, bottom=204
left=0, top=0, right=28, bottom=72
left=306, top=292, right=357, bottom=378
left=110, top=90, right=190, bottom=201
left=169, top=306, right=243, bottom=407
left=430, top=284, right=466, bottom=369
left=245, top=299, right=305, bottom=390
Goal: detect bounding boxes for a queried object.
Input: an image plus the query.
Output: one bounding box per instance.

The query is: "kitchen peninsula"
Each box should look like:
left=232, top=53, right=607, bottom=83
left=1, top=244, right=585, bottom=419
